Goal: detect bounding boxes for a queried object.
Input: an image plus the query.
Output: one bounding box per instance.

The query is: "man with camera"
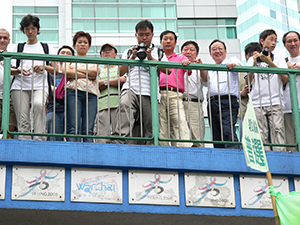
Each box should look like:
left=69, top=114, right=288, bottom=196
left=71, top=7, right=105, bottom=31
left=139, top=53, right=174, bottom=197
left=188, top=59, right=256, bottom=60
left=112, top=20, right=169, bottom=144
left=245, top=29, right=288, bottom=151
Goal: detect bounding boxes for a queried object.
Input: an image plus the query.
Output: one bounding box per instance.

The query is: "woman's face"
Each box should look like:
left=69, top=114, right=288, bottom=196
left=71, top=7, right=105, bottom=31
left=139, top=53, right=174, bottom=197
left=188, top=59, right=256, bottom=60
left=74, top=36, right=90, bottom=55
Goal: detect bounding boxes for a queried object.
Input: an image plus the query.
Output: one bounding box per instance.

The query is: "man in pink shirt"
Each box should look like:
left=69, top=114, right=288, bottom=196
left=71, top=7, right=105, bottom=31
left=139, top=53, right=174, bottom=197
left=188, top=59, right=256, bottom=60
left=159, top=30, right=191, bottom=147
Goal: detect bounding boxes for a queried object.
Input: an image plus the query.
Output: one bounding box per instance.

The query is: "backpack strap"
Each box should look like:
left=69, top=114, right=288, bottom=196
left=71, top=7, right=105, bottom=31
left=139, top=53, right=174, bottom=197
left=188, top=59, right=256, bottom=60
left=40, top=42, right=50, bottom=65
left=15, top=42, right=26, bottom=68
left=157, top=48, right=164, bottom=61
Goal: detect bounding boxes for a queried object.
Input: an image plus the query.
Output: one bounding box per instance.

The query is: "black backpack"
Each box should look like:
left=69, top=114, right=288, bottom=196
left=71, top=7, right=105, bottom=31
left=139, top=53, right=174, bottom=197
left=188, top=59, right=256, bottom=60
left=15, top=42, right=51, bottom=95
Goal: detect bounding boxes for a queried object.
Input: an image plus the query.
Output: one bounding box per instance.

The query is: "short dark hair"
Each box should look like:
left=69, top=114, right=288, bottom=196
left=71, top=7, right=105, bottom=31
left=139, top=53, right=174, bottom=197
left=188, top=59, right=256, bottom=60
left=282, top=31, right=300, bottom=44
left=259, top=29, right=277, bottom=44
left=57, top=45, right=75, bottom=56
left=160, top=30, right=177, bottom=42
left=244, top=42, right=261, bottom=57
left=209, top=39, right=226, bottom=53
left=135, top=20, right=153, bottom=33
left=73, top=31, right=92, bottom=48
left=19, top=14, right=40, bottom=34
left=181, top=41, right=199, bottom=54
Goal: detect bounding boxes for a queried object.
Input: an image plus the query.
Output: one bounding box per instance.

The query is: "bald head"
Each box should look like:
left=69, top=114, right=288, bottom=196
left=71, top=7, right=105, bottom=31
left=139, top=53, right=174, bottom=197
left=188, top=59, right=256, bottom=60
left=0, top=29, right=10, bottom=51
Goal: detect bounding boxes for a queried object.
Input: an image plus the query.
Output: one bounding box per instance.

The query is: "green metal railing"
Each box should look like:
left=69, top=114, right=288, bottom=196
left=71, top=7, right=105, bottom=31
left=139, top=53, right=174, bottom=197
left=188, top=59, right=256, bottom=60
left=1, top=51, right=300, bottom=151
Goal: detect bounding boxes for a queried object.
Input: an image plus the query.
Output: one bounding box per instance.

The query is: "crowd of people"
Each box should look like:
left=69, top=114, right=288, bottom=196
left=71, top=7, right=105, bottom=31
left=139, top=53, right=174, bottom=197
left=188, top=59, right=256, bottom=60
left=0, top=14, right=299, bottom=152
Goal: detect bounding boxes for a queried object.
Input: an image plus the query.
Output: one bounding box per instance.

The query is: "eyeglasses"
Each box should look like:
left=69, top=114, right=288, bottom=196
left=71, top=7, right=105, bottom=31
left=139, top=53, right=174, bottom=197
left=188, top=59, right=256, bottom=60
left=102, top=48, right=114, bottom=53
left=137, top=33, right=152, bottom=38
left=266, top=38, right=278, bottom=43
left=211, top=47, right=224, bottom=52
left=24, top=27, right=37, bottom=32
left=60, top=50, right=72, bottom=56
left=0, top=36, right=9, bottom=40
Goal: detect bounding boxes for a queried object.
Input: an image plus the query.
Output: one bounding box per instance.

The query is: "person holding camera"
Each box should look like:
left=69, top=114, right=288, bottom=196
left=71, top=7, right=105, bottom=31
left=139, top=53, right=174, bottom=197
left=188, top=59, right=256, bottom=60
left=111, top=20, right=169, bottom=145
left=245, top=29, right=288, bottom=151
left=159, top=30, right=192, bottom=147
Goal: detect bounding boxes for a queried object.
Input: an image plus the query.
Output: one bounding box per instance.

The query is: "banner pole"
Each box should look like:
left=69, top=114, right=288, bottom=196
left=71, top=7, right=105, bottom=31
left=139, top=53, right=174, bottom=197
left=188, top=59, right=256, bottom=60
left=266, top=171, right=280, bottom=225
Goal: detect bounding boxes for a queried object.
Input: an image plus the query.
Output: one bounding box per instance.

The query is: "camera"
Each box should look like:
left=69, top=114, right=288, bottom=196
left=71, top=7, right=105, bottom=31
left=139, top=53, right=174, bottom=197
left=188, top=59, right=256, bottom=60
left=136, top=43, right=148, bottom=60
left=257, top=46, right=270, bottom=63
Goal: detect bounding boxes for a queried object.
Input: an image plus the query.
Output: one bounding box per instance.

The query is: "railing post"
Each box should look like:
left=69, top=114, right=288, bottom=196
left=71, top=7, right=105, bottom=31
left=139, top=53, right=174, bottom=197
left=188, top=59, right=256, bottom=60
left=150, top=66, right=159, bottom=146
left=289, top=73, right=300, bottom=152
left=2, top=57, right=12, bottom=139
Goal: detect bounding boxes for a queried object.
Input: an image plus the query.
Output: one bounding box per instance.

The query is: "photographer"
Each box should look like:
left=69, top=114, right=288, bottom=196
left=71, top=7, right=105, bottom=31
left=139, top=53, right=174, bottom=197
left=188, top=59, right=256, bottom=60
left=112, top=20, right=169, bottom=145
left=245, top=29, right=288, bottom=151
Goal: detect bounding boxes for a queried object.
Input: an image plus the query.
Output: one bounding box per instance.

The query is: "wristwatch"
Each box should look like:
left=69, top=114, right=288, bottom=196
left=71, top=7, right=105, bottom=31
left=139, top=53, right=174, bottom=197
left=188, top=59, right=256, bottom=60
left=103, top=80, right=108, bottom=86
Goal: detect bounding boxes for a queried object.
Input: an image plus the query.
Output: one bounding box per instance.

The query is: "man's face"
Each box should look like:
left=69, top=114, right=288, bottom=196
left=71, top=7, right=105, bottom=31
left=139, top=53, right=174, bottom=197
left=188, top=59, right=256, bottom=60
left=284, top=32, right=300, bottom=57
left=245, top=51, right=258, bottom=62
left=135, top=28, right=153, bottom=47
left=23, top=23, right=39, bottom=42
left=101, top=46, right=117, bottom=59
left=181, top=43, right=198, bottom=62
left=260, top=33, right=277, bottom=52
left=160, top=32, right=176, bottom=52
left=0, top=30, right=10, bottom=51
left=59, top=48, right=73, bottom=56
left=210, top=41, right=226, bottom=64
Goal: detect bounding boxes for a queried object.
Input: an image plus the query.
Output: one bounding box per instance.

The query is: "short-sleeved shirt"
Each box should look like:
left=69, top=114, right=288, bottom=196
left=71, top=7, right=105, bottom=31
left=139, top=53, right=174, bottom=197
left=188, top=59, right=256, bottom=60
left=209, top=57, right=242, bottom=97
left=98, top=66, right=119, bottom=111
left=11, top=42, right=55, bottom=93
left=247, top=53, right=287, bottom=107
left=121, top=46, right=168, bottom=96
left=66, top=63, right=98, bottom=96
left=283, top=55, right=300, bottom=113
left=159, top=52, right=189, bottom=93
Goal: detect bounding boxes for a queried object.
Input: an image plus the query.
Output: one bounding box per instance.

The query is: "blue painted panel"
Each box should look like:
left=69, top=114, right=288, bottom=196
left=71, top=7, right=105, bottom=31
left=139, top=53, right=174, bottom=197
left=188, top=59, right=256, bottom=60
left=0, top=139, right=299, bottom=218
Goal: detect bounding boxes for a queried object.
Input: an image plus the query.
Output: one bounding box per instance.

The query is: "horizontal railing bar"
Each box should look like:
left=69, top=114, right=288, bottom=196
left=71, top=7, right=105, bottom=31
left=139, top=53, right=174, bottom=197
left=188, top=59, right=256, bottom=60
left=2, top=52, right=300, bottom=74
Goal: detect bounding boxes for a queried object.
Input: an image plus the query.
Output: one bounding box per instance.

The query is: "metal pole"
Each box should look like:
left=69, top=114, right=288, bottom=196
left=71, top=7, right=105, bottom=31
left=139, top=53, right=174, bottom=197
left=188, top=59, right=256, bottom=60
left=150, top=66, right=159, bottom=146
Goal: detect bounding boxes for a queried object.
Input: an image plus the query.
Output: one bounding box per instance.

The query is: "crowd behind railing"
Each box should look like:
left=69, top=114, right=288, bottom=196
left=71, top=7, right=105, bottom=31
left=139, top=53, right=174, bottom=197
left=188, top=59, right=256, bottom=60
left=0, top=14, right=300, bottom=152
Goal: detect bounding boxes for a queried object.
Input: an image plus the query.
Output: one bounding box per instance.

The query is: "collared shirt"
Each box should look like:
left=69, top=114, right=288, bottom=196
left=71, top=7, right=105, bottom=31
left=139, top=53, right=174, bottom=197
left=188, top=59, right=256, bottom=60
left=208, top=57, right=241, bottom=97
left=283, top=55, right=300, bottom=113
left=121, top=46, right=168, bottom=97
left=159, top=52, right=189, bottom=93
left=183, top=69, right=207, bottom=101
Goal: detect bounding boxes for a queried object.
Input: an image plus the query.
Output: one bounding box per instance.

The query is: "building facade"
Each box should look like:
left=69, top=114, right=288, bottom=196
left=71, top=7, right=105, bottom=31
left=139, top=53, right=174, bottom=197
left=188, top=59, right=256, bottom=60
left=4, top=0, right=240, bottom=63
left=237, top=0, right=300, bottom=63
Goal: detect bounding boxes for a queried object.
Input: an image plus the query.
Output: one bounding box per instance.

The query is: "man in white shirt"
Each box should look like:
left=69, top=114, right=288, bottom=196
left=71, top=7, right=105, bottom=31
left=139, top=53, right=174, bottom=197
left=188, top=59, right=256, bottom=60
left=282, top=31, right=300, bottom=152
left=200, top=39, right=242, bottom=149
left=111, top=20, right=169, bottom=145
left=245, top=29, right=288, bottom=151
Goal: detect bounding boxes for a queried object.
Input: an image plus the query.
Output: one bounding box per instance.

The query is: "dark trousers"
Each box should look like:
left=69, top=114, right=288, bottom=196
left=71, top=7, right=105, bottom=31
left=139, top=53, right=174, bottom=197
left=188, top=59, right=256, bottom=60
left=208, top=96, right=239, bottom=149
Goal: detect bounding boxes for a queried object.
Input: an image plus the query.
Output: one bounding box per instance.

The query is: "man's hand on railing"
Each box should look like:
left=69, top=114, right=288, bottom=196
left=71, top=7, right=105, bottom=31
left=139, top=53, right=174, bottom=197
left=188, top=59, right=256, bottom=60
left=182, top=60, right=190, bottom=66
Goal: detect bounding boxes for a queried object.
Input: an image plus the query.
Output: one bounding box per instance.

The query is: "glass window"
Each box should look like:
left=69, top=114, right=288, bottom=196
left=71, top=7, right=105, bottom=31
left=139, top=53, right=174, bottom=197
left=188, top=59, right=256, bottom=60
left=165, top=0, right=176, bottom=2
left=166, top=4, right=176, bottom=17
left=73, top=19, right=95, bottom=33
left=270, top=9, right=276, bottom=19
left=95, top=0, right=117, bottom=2
left=96, top=19, right=118, bottom=32
left=151, top=19, right=166, bottom=32
left=36, top=7, right=58, bottom=14
left=13, top=6, right=34, bottom=13
left=95, top=5, right=118, bottom=17
left=166, top=20, right=177, bottom=32
left=13, top=15, right=25, bottom=28
left=195, top=19, right=217, bottom=26
left=73, top=5, right=95, bottom=18
left=39, top=15, right=59, bottom=29
left=195, top=27, right=218, bottom=39
left=38, top=30, right=59, bottom=44
left=119, top=19, right=140, bottom=32
left=143, top=5, right=165, bottom=18
left=178, top=27, right=195, bottom=40
left=119, top=0, right=140, bottom=2
left=225, top=27, right=237, bottom=39
left=13, top=31, right=27, bottom=43
left=143, top=0, right=164, bottom=2
left=72, top=0, right=94, bottom=2
left=119, top=5, right=141, bottom=18
left=178, top=20, right=195, bottom=26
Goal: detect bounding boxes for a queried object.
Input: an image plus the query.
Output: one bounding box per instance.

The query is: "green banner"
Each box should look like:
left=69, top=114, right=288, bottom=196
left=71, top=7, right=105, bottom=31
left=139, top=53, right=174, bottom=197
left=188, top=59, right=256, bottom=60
left=242, top=94, right=269, bottom=172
